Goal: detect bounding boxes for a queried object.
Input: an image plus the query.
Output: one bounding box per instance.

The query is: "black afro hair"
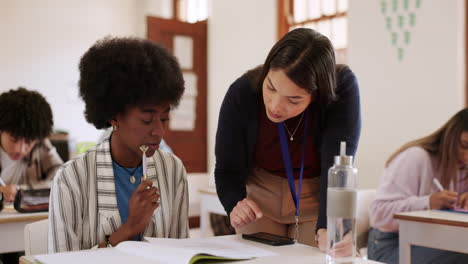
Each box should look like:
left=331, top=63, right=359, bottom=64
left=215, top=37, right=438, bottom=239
left=0, top=87, right=53, bottom=140
left=79, top=36, right=185, bottom=129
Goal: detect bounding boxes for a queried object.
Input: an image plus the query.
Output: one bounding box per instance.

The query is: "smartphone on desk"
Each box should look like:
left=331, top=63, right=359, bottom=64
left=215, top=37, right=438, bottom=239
left=242, top=232, right=295, bottom=246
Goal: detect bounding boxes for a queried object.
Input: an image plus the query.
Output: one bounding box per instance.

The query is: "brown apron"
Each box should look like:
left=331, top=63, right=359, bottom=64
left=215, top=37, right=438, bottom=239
left=237, top=167, right=320, bottom=246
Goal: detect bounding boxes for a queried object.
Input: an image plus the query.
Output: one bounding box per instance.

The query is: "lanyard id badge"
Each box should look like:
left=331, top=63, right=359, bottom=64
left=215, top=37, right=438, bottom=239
left=277, top=109, right=309, bottom=242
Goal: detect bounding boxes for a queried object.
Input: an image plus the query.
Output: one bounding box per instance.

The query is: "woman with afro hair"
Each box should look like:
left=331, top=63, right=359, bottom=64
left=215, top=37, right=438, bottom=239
left=0, top=87, right=63, bottom=202
left=48, top=37, right=188, bottom=253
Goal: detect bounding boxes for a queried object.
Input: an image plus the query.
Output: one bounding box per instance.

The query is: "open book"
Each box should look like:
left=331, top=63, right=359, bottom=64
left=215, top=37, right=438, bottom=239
left=34, top=236, right=278, bottom=264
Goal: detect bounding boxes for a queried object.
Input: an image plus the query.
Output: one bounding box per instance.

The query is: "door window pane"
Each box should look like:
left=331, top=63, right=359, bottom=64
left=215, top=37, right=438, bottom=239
left=174, top=35, right=194, bottom=69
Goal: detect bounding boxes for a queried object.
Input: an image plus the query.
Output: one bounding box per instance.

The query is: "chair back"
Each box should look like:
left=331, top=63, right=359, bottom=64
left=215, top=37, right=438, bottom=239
left=355, top=189, right=376, bottom=250
left=24, top=219, right=49, bottom=255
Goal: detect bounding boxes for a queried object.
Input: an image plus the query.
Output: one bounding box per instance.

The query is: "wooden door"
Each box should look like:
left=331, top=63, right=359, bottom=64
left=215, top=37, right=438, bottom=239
left=147, top=17, right=207, bottom=173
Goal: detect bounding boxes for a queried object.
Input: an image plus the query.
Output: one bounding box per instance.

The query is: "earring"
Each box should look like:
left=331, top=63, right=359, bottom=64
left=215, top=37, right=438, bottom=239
left=113, top=125, right=118, bottom=131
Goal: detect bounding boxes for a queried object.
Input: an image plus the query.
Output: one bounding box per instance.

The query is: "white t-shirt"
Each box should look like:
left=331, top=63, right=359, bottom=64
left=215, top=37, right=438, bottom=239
left=0, top=147, right=27, bottom=185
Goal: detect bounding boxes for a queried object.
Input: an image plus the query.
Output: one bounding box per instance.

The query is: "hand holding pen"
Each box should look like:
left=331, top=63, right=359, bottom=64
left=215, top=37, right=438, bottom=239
left=0, top=178, right=17, bottom=202
left=429, top=178, right=458, bottom=210
left=139, top=145, right=160, bottom=204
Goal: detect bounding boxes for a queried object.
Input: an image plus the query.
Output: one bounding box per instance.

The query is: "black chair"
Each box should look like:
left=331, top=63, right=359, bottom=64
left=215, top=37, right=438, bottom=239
left=49, top=133, right=69, bottom=162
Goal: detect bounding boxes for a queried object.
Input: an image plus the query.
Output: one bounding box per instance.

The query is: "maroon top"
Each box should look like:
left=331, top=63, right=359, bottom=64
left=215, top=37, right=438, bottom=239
left=254, top=102, right=320, bottom=179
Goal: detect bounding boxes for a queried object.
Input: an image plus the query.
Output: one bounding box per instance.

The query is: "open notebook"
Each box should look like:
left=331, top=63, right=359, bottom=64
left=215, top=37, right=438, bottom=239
left=34, top=236, right=278, bottom=264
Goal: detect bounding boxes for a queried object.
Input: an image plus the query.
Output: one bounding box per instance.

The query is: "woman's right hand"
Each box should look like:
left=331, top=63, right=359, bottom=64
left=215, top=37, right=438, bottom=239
left=100, top=180, right=159, bottom=247
left=229, top=198, right=263, bottom=229
left=429, top=190, right=458, bottom=209
left=124, top=179, right=160, bottom=236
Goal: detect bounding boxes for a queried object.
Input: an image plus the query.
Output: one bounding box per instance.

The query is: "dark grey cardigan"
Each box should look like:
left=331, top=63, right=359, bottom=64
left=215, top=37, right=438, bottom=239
left=215, top=66, right=361, bottom=231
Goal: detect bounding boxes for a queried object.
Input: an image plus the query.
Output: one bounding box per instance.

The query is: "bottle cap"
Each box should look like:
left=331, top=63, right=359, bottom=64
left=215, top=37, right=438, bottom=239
left=334, top=141, right=353, bottom=166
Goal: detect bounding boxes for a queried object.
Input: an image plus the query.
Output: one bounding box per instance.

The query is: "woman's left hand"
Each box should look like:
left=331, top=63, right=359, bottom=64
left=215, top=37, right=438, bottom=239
left=316, top=228, right=354, bottom=257
left=457, top=192, right=468, bottom=209
left=316, top=228, right=327, bottom=252
left=327, top=232, right=354, bottom=257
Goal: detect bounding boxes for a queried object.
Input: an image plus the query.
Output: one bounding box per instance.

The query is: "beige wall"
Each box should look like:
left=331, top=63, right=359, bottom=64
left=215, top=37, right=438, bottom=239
left=348, top=0, right=465, bottom=188
left=0, top=0, right=139, bottom=143
left=207, top=0, right=277, bottom=184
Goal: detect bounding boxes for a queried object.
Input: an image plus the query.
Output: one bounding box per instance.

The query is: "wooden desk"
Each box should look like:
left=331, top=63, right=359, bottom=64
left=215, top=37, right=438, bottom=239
left=395, top=210, right=468, bottom=264
left=199, top=187, right=226, bottom=237
left=0, top=205, right=48, bottom=253
left=20, top=235, right=382, bottom=264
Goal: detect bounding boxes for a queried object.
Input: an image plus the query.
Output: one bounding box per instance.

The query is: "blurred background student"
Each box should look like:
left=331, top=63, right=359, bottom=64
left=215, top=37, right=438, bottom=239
left=0, top=87, right=63, bottom=264
left=0, top=87, right=62, bottom=202
left=368, top=108, right=468, bottom=264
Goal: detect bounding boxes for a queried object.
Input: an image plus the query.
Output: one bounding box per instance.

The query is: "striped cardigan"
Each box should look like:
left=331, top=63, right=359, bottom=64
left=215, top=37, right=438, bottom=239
left=48, top=139, right=189, bottom=253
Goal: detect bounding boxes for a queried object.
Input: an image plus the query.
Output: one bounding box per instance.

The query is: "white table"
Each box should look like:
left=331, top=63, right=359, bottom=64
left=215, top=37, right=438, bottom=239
left=20, top=235, right=382, bottom=264
left=395, top=210, right=468, bottom=264
left=0, top=205, right=48, bottom=253
left=199, top=187, right=227, bottom=237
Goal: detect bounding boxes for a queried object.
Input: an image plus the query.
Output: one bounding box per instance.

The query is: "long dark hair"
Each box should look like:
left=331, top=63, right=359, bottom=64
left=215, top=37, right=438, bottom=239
left=386, top=108, right=468, bottom=188
left=247, top=28, right=337, bottom=106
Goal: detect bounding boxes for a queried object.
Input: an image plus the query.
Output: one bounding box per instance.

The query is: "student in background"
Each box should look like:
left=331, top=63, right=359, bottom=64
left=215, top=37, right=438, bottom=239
left=215, top=28, right=361, bottom=250
left=0, top=87, right=63, bottom=202
left=0, top=87, right=63, bottom=264
left=48, top=37, right=188, bottom=253
left=368, top=108, right=468, bottom=264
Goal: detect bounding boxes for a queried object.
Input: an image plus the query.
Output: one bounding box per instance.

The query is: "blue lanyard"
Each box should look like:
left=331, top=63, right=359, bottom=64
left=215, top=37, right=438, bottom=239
left=277, top=109, right=309, bottom=217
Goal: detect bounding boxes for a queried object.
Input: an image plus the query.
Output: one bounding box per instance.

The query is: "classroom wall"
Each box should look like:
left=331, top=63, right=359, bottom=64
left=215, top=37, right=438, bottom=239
left=0, top=0, right=140, bottom=143
left=348, top=0, right=465, bottom=188
left=207, top=0, right=277, bottom=184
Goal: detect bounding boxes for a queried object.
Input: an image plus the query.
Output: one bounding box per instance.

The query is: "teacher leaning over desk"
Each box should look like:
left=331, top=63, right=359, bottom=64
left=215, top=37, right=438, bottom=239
left=214, top=28, right=361, bottom=253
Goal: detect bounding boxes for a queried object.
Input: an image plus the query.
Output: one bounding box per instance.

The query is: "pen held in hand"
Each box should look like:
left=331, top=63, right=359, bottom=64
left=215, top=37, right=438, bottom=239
left=139, top=145, right=149, bottom=181
left=0, top=178, right=6, bottom=187
left=433, top=178, right=444, bottom=191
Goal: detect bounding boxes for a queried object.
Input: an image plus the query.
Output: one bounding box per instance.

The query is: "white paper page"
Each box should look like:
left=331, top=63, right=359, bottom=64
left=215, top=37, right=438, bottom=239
left=144, top=236, right=278, bottom=258
left=116, top=241, right=194, bottom=264
left=35, top=248, right=157, bottom=264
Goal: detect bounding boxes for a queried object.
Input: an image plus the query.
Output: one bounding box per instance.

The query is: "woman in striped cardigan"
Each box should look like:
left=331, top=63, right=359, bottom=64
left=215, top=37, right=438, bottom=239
left=48, top=37, right=189, bottom=253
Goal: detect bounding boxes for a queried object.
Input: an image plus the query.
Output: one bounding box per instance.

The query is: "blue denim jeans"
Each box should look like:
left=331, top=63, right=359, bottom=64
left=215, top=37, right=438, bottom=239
left=367, top=228, right=468, bottom=264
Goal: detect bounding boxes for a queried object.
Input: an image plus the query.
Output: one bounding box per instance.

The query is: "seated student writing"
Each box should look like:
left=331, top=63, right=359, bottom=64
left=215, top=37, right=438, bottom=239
left=368, top=108, right=468, bottom=264
left=48, top=37, right=188, bottom=253
left=0, top=87, right=63, bottom=202
left=215, top=28, right=361, bottom=251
